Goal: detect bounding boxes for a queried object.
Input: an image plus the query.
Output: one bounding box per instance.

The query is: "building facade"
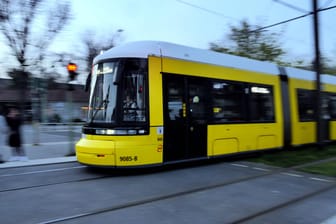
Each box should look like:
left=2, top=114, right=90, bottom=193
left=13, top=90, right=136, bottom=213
left=0, top=78, right=90, bottom=123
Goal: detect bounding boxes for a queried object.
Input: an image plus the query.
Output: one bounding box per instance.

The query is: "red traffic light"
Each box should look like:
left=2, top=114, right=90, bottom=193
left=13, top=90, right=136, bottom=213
left=67, top=62, right=78, bottom=82
left=67, top=63, right=77, bottom=72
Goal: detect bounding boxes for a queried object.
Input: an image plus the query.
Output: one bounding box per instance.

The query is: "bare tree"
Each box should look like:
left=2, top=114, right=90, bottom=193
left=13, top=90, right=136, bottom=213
left=0, top=0, right=71, bottom=117
left=0, top=0, right=71, bottom=72
left=81, top=29, right=124, bottom=73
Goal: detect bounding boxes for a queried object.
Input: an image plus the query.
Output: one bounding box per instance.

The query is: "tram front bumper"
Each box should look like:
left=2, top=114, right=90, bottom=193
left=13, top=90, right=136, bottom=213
left=76, top=132, right=163, bottom=167
left=76, top=138, right=116, bottom=166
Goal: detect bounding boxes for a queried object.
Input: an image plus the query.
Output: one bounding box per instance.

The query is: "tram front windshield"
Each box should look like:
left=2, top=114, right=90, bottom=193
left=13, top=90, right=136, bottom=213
left=88, top=58, right=148, bottom=126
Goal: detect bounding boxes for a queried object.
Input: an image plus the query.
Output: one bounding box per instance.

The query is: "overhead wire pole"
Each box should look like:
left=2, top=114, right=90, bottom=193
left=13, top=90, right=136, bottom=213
left=312, top=0, right=323, bottom=147
left=178, top=0, right=333, bottom=147
left=262, top=0, right=331, bottom=148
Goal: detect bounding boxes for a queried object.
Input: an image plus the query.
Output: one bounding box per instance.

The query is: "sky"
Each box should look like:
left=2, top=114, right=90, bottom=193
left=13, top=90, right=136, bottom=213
left=66, top=0, right=336, bottom=60
left=1, top=0, right=336, bottom=81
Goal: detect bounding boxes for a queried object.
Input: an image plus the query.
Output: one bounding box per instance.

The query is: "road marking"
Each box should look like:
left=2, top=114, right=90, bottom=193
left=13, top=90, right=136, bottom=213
left=309, top=177, right=333, bottom=183
left=281, top=172, right=304, bottom=178
left=252, top=167, right=270, bottom=172
left=321, top=214, right=336, bottom=224
left=231, top=163, right=249, bottom=168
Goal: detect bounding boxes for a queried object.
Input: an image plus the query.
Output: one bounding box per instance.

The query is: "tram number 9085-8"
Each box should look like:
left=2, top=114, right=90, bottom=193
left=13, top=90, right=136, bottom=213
left=119, top=156, right=138, bottom=162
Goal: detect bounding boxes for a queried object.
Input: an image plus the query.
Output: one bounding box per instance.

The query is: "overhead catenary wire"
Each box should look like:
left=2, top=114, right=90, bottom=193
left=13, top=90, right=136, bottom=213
left=175, top=0, right=239, bottom=21
left=321, top=0, right=335, bottom=8
left=176, top=0, right=336, bottom=34
left=250, top=13, right=312, bottom=33
left=273, top=0, right=309, bottom=13
left=250, top=4, right=336, bottom=33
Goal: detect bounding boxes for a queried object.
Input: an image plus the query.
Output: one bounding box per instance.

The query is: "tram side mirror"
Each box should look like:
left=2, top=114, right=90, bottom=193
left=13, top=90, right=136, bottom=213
left=84, top=72, right=91, bottom=92
left=113, top=71, right=121, bottom=85
left=113, top=61, right=125, bottom=85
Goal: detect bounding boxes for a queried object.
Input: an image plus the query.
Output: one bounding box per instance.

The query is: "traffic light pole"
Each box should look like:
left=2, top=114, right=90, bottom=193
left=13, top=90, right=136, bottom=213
left=65, top=62, right=78, bottom=156
left=66, top=84, right=75, bottom=156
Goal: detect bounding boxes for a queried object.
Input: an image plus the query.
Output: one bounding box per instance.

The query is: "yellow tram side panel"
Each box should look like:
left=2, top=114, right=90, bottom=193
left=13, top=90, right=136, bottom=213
left=76, top=127, right=163, bottom=167
left=161, top=57, right=284, bottom=156
left=161, top=57, right=277, bottom=84
left=148, top=56, right=164, bottom=127
left=288, top=78, right=316, bottom=145
left=330, top=121, right=336, bottom=140
left=208, top=123, right=283, bottom=156
left=324, top=83, right=336, bottom=141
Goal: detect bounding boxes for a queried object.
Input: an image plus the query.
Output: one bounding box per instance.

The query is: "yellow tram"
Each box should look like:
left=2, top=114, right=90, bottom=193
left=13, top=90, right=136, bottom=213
left=76, top=41, right=336, bottom=167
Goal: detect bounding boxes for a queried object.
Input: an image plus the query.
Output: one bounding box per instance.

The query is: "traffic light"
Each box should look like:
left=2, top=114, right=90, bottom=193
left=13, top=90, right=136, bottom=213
left=67, top=62, right=78, bottom=81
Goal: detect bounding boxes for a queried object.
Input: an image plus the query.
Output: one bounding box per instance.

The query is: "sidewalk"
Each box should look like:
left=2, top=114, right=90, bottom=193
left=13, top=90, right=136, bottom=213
left=0, top=124, right=81, bottom=168
left=0, top=157, right=77, bottom=168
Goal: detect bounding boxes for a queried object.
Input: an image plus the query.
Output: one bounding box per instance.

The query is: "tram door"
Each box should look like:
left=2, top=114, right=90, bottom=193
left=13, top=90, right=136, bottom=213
left=163, top=74, right=208, bottom=162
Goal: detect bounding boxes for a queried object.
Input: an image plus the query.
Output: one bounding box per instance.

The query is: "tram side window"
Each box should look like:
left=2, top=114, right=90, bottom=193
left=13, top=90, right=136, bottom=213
left=189, top=82, right=208, bottom=121
left=297, top=89, right=315, bottom=121
left=328, top=95, right=336, bottom=120
left=211, top=81, right=246, bottom=123
left=167, top=83, right=183, bottom=121
left=248, top=85, right=275, bottom=122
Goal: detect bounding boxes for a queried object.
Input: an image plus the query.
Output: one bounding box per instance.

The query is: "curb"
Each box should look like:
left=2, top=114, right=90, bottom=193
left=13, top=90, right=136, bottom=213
left=0, top=156, right=77, bottom=169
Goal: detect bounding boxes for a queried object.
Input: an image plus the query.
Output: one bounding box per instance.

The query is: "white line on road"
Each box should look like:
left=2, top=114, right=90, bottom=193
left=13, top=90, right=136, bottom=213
left=231, top=163, right=249, bottom=168
left=281, top=172, right=304, bottom=178
left=252, top=167, right=270, bottom=172
left=309, top=177, right=334, bottom=183
left=321, top=214, right=336, bottom=224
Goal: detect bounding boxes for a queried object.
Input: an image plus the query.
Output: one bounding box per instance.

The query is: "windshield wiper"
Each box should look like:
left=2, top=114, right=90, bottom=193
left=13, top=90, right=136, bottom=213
left=89, top=85, right=110, bottom=123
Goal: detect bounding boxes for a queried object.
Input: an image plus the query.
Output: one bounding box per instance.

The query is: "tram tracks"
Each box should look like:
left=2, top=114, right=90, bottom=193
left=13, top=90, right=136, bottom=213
left=1, top=156, right=335, bottom=193
left=231, top=181, right=336, bottom=223
left=41, top=182, right=336, bottom=224
left=30, top=157, right=336, bottom=224
left=229, top=157, right=336, bottom=223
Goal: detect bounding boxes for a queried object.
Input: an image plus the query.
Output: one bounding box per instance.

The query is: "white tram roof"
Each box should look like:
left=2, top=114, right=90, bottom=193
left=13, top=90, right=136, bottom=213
left=94, top=41, right=279, bottom=75
left=322, top=74, right=336, bottom=85
left=285, top=67, right=336, bottom=84
left=284, top=66, right=315, bottom=81
left=94, top=41, right=335, bottom=82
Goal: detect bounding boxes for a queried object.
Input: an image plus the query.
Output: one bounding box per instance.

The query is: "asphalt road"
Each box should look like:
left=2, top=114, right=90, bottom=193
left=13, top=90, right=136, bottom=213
left=0, top=160, right=336, bottom=224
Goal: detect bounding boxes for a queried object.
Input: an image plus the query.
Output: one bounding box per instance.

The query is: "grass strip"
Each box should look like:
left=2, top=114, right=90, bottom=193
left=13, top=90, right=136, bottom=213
left=299, top=161, right=336, bottom=177
left=246, top=145, right=336, bottom=176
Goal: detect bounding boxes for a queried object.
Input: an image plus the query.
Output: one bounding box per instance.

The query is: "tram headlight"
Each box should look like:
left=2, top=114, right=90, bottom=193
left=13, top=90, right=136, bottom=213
left=94, top=128, right=147, bottom=135
left=106, top=129, right=116, bottom=135
left=96, top=129, right=107, bottom=135
left=127, top=130, right=137, bottom=135
left=114, top=130, right=127, bottom=135
left=95, top=129, right=126, bottom=135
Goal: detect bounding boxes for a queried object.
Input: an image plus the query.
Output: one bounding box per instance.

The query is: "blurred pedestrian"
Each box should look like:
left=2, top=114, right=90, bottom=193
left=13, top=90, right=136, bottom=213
left=0, top=106, right=7, bottom=163
left=6, top=107, right=28, bottom=161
